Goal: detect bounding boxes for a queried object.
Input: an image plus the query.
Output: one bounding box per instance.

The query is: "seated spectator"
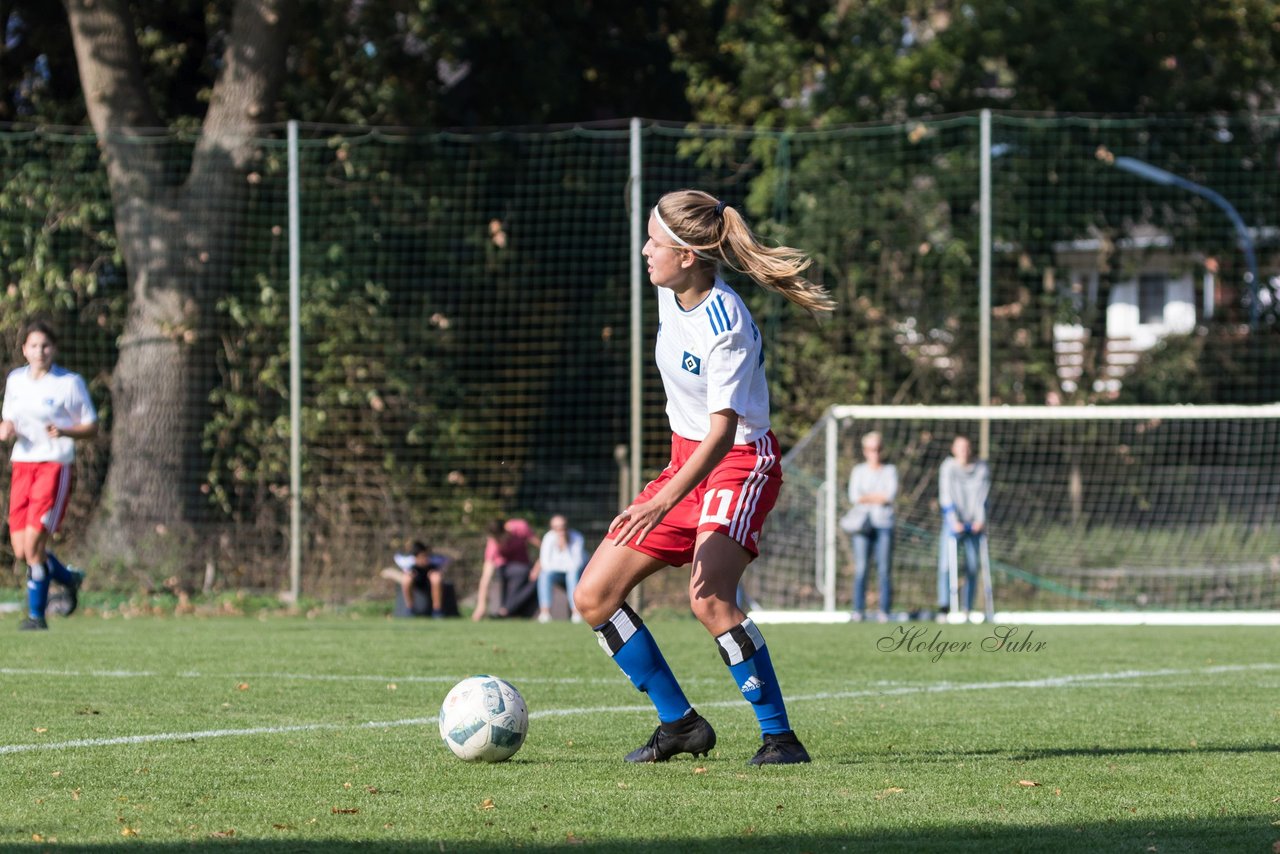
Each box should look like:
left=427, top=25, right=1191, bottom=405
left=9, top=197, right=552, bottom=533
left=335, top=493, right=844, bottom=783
left=472, top=518, right=541, bottom=620
left=391, top=540, right=458, bottom=618
left=535, top=514, right=587, bottom=623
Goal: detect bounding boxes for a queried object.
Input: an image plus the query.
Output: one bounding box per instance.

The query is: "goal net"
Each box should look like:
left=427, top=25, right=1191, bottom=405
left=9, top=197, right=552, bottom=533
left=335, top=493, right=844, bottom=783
left=747, top=405, right=1280, bottom=620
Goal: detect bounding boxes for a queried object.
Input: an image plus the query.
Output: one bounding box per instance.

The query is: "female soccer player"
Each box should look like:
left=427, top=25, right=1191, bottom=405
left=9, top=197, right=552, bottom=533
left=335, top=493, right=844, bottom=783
left=0, top=320, right=97, bottom=631
left=573, top=189, right=835, bottom=765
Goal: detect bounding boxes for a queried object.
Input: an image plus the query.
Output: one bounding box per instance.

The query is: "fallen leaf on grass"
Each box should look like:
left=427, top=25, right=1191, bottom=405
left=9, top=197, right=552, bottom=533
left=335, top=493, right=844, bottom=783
left=565, top=832, right=585, bottom=845
left=210, top=829, right=236, bottom=838
left=121, top=827, right=139, bottom=837
left=479, top=798, right=496, bottom=811
left=272, top=824, right=294, bottom=830
left=366, top=786, right=380, bottom=794
left=72, top=789, right=81, bottom=801
left=236, top=683, right=250, bottom=691
left=331, top=808, right=359, bottom=815
left=875, top=787, right=905, bottom=800
left=694, top=766, right=707, bottom=774
left=33, top=727, right=47, bottom=733
left=1018, top=780, right=1042, bottom=787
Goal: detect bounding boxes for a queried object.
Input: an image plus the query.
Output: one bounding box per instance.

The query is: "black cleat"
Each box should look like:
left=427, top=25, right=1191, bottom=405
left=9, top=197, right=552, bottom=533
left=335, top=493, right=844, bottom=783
left=62, top=568, right=86, bottom=617
left=748, top=730, right=811, bottom=766
left=624, top=709, right=716, bottom=763
left=18, top=616, right=49, bottom=631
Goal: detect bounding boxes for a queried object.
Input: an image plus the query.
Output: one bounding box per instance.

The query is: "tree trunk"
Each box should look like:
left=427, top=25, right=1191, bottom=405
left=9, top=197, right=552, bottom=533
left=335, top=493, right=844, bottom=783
left=63, top=0, right=291, bottom=565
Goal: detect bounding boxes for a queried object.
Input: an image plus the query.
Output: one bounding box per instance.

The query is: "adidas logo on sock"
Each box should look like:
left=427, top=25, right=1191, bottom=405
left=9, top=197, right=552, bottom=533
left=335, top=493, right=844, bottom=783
left=739, top=675, right=764, bottom=695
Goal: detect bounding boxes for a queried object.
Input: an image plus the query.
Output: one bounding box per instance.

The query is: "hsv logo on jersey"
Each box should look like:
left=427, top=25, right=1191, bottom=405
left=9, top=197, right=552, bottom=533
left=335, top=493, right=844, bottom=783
left=682, top=351, right=702, bottom=375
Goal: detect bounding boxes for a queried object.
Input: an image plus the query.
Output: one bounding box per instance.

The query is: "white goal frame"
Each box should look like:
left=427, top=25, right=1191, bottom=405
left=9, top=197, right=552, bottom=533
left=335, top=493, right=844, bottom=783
left=748, top=404, right=1280, bottom=626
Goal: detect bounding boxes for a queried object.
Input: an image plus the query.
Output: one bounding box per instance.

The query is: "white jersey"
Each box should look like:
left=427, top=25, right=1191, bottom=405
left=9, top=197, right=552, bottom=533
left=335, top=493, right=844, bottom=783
left=2, top=365, right=97, bottom=464
left=655, top=278, right=770, bottom=444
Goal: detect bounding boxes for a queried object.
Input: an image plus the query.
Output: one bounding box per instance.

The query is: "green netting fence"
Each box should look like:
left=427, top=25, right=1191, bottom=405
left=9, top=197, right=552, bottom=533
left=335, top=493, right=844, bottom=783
left=0, top=113, right=1277, bottom=606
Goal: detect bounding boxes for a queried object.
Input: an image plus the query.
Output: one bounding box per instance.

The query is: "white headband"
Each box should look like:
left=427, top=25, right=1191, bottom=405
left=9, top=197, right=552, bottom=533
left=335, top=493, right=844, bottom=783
left=652, top=206, right=715, bottom=260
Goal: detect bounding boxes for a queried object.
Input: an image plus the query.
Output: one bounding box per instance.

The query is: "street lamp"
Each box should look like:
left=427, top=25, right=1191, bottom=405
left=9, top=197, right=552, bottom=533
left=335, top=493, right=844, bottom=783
left=1111, top=155, right=1260, bottom=327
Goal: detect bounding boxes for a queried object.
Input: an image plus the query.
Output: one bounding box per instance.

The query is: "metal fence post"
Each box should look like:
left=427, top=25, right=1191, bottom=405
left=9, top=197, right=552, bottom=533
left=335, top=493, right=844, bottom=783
left=287, top=120, right=302, bottom=602
left=978, top=108, right=992, bottom=457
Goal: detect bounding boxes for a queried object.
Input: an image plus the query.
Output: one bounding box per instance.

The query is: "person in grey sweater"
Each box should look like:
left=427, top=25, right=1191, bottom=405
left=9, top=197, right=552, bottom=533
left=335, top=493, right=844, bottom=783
left=937, top=435, right=990, bottom=614
left=841, top=431, right=897, bottom=621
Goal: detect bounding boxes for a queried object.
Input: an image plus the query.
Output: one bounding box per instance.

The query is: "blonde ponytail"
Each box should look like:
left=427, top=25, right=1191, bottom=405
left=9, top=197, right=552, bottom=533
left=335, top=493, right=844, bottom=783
left=654, top=189, right=835, bottom=317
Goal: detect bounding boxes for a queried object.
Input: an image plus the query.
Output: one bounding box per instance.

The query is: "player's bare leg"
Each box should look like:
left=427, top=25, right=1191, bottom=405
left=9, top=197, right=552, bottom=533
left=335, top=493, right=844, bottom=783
left=573, top=539, right=666, bottom=627
left=576, top=540, right=716, bottom=762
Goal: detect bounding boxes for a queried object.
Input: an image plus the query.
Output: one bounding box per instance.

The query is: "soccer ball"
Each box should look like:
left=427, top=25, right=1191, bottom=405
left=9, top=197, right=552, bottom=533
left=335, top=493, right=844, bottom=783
left=438, top=675, right=529, bottom=762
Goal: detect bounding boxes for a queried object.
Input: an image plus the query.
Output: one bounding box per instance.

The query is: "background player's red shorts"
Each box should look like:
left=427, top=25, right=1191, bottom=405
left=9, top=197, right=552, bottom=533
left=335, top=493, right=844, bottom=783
left=609, top=431, right=783, bottom=566
left=8, top=461, right=74, bottom=534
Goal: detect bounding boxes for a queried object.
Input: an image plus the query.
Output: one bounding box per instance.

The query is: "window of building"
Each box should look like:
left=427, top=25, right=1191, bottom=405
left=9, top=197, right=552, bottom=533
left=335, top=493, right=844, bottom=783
left=1138, top=273, right=1166, bottom=325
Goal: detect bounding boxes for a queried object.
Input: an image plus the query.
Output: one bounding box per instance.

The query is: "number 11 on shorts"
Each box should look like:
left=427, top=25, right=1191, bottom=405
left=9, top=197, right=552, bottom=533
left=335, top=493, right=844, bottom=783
left=700, top=488, right=736, bottom=526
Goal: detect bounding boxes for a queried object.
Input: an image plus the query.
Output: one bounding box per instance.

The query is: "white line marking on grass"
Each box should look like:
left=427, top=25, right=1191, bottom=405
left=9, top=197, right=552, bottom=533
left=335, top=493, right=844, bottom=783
left=0, top=718, right=437, bottom=755
left=0, top=667, right=689, bottom=686
left=2, top=663, right=1274, bottom=756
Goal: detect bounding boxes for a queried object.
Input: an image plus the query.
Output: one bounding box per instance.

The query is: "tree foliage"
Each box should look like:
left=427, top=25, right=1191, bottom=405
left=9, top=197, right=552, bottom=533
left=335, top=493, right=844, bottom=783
left=669, top=1, right=1280, bottom=410
left=0, top=1, right=1276, bottom=590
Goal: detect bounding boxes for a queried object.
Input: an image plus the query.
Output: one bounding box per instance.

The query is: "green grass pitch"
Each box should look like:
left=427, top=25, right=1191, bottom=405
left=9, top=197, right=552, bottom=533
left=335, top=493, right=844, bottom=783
left=1, top=615, right=1277, bottom=852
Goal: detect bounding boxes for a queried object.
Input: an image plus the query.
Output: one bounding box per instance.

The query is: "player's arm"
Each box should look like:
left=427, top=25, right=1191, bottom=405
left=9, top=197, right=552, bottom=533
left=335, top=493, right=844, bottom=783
left=47, top=421, right=98, bottom=440
left=0, top=395, right=14, bottom=441
left=611, top=409, right=738, bottom=547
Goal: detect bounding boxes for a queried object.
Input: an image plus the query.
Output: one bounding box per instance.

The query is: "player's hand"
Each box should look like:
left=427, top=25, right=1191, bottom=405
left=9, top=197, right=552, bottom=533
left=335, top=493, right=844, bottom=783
left=0, top=420, right=13, bottom=441
left=610, top=498, right=669, bottom=547
left=971, top=521, right=985, bottom=534
left=46, top=423, right=62, bottom=439
left=951, top=520, right=966, bottom=534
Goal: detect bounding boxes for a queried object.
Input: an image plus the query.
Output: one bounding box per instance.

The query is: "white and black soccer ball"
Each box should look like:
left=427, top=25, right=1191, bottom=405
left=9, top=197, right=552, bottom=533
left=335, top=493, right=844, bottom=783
left=438, top=675, right=528, bottom=762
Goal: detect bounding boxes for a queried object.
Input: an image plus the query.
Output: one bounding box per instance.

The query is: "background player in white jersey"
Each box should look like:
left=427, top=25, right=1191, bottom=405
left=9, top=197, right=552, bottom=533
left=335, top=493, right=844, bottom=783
left=574, top=189, right=835, bottom=765
left=0, top=320, right=98, bottom=630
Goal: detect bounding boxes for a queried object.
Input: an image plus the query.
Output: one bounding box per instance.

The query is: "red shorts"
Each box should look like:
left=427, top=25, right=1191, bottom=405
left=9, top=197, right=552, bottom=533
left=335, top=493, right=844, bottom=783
left=8, top=461, right=74, bottom=534
left=609, top=432, right=783, bottom=566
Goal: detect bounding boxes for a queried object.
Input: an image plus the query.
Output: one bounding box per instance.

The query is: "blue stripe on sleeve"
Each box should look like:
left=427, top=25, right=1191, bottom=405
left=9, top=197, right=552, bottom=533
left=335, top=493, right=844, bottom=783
left=706, top=306, right=723, bottom=335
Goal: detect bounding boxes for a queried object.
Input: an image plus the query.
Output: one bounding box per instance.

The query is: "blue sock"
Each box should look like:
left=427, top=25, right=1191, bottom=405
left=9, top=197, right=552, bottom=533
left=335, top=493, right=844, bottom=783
left=593, top=604, right=691, bottom=724
left=27, top=563, right=50, bottom=620
left=717, top=617, right=791, bottom=736
left=45, top=551, right=74, bottom=586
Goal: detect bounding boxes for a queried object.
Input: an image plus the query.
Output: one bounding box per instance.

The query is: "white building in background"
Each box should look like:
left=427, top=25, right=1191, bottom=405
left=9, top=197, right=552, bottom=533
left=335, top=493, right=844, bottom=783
left=1050, top=229, right=1214, bottom=395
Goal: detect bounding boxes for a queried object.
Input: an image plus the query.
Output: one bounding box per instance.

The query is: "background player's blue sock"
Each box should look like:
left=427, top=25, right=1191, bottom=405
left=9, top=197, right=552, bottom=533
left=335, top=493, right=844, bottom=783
left=717, top=617, right=791, bottom=735
left=45, top=550, right=75, bottom=586
left=593, top=604, right=691, bottom=723
left=27, top=562, right=49, bottom=619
